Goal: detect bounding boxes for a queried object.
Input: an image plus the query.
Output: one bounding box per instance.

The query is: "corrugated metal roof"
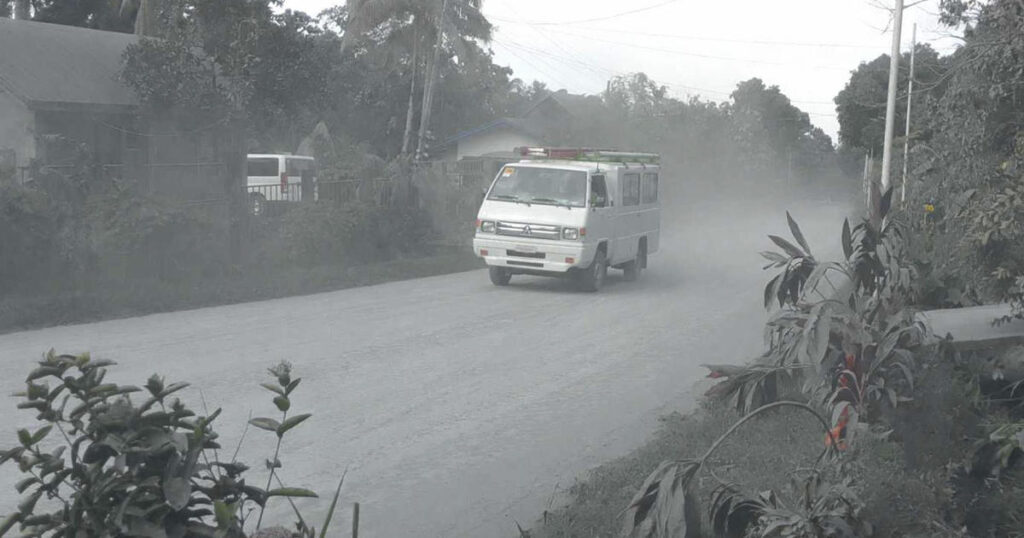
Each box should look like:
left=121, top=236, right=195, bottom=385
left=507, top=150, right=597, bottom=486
left=439, top=117, right=547, bottom=149
left=0, top=18, right=139, bottom=109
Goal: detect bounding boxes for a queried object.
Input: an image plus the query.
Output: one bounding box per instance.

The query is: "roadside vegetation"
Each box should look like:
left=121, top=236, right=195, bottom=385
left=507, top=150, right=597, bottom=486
left=7, top=0, right=1023, bottom=536
left=0, top=0, right=850, bottom=333
left=0, top=355, right=346, bottom=537
left=531, top=2, right=1024, bottom=536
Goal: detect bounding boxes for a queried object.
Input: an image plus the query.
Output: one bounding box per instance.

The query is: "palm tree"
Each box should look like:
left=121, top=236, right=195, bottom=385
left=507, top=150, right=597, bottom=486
left=119, top=0, right=161, bottom=36
left=338, top=0, right=491, bottom=160
left=414, top=0, right=490, bottom=160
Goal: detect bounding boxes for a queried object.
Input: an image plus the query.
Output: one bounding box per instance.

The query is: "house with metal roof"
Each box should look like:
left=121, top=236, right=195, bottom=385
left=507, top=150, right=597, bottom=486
left=0, top=17, right=245, bottom=205
left=432, top=90, right=600, bottom=163
left=0, top=17, right=141, bottom=181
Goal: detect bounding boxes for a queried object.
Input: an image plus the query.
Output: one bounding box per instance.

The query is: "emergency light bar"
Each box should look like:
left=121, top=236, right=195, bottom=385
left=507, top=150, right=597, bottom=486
left=515, top=147, right=660, bottom=165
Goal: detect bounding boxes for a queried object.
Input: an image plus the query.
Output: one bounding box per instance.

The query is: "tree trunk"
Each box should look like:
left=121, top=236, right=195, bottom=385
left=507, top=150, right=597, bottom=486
left=14, top=0, right=29, bottom=19
left=132, top=0, right=167, bottom=37
left=400, top=35, right=419, bottom=156
left=414, top=0, right=447, bottom=161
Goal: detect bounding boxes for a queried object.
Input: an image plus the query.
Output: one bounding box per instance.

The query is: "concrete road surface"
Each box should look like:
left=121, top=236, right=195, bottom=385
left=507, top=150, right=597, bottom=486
left=0, top=194, right=850, bottom=537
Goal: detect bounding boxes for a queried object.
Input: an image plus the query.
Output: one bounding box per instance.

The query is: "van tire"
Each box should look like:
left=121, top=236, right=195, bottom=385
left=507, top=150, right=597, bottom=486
left=489, top=267, right=512, bottom=286
left=578, top=250, right=607, bottom=292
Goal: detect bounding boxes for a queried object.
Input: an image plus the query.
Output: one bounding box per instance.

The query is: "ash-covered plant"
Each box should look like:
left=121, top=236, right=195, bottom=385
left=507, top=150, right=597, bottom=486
left=0, top=352, right=342, bottom=538
left=622, top=402, right=869, bottom=538
left=705, top=189, right=923, bottom=447
left=249, top=362, right=346, bottom=538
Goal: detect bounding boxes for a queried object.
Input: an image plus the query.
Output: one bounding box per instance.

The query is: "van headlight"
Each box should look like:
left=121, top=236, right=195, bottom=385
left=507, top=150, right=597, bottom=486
left=479, top=220, right=496, bottom=233
left=562, top=227, right=579, bottom=240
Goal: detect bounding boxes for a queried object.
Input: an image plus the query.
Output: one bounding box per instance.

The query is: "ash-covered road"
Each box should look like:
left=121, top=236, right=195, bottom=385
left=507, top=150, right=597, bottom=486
left=0, top=194, right=849, bottom=537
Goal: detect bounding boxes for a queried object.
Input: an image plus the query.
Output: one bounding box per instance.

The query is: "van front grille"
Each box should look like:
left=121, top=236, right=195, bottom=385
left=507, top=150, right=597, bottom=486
left=507, top=250, right=546, bottom=259
left=496, top=221, right=561, bottom=240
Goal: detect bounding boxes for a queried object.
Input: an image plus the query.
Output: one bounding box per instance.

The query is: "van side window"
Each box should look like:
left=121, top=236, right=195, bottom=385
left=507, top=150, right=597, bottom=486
left=247, top=158, right=278, bottom=177
left=622, top=173, right=640, bottom=206
left=642, top=173, right=659, bottom=203
left=590, top=174, right=608, bottom=207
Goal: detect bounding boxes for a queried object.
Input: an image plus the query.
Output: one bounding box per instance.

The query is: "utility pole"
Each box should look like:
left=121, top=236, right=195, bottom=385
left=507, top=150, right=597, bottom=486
left=879, top=0, right=905, bottom=199
left=900, top=23, right=917, bottom=204
left=415, top=0, right=449, bottom=162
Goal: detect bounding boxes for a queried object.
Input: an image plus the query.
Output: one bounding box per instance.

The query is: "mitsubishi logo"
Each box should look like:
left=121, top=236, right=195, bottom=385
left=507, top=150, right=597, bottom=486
left=523, top=225, right=532, bottom=235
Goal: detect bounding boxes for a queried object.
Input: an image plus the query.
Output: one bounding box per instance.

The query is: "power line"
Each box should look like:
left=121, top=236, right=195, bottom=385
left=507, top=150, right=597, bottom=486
left=543, top=27, right=843, bottom=105
left=501, top=22, right=881, bottom=50
left=543, top=27, right=854, bottom=72
left=496, top=38, right=840, bottom=111
left=490, top=0, right=681, bottom=26
left=492, top=40, right=574, bottom=90
left=521, top=23, right=609, bottom=86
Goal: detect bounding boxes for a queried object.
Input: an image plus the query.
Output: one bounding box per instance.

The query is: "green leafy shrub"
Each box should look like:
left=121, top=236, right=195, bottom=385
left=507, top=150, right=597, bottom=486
left=253, top=200, right=436, bottom=269
left=898, top=0, right=1024, bottom=318
left=0, top=353, right=342, bottom=538
left=85, top=183, right=223, bottom=283
left=255, top=203, right=378, bottom=268
left=622, top=402, right=865, bottom=538
left=0, top=183, right=64, bottom=294
left=707, top=195, right=922, bottom=446
left=1, top=154, right=226, bottom=299
left=718, top=472, right=870, bottom=538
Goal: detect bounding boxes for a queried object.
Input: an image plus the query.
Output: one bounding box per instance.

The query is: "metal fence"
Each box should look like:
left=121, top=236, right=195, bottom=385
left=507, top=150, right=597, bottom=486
left=244, top=178, right=397, bottom=217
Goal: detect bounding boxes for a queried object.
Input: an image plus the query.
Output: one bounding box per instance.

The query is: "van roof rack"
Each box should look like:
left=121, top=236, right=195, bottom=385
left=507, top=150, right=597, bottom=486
left=515, top=147, right=660, bottom=165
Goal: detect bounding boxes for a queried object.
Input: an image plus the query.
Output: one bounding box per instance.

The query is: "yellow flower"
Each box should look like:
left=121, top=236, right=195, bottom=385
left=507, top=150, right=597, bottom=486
left=924, top=204, right=935, bottom=213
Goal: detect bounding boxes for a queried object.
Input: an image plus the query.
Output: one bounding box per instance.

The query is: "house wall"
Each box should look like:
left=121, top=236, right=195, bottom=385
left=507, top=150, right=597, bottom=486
left=457, top=128, right=540, bottom=160
left=0, top=89, right=35, bottom=178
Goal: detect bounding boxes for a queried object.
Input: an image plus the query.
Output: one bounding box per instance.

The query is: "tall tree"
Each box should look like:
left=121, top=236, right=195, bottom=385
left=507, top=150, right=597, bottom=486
left=14, top=0, right=29, bottom=19
left=30, top=0, right=134, bottom=31
left=401, top=35, right=420, bottom=155
left=604, top=72, right=671, bottom=117
left=834, top=45, right=947, bottom=154
left=414, top=0, right=447, bottom=160
left=414, top=0, right=491, bottom=159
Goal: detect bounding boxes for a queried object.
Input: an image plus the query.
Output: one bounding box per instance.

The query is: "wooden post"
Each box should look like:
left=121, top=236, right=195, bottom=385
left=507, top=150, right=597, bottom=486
left=224, top=122, right=246, bottom=265
left=351, top=502, right=360, bottom=538
left=123, top=148, right=142, bottom=194
left=301, top=169, right=313, bottom=203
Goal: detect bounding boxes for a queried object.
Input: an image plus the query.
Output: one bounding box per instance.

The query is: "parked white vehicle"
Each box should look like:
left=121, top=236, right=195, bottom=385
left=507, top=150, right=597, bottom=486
left=473, top=147, right=661, bottom=291
left=246, top=154, right=318, bottom=216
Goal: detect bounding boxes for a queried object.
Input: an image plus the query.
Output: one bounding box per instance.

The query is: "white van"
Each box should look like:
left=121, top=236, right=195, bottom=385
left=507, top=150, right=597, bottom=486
left=473, top=147, right=661, bottom=291
left=246, top=154, right=318, bottom=216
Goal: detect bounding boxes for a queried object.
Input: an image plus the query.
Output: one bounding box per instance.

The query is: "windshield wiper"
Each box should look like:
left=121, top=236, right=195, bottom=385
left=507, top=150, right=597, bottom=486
left=492, top=194, right=530, bottom=206
left=531, top=197, right=574, bottom=209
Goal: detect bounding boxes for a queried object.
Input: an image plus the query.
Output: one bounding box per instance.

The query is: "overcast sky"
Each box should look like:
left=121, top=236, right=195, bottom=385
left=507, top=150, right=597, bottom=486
left=283, top=0, right=963, bottom=142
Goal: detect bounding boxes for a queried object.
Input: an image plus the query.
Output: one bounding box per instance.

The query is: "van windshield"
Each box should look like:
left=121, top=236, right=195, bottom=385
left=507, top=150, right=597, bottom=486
left=488, top=167, right=587, bottom=208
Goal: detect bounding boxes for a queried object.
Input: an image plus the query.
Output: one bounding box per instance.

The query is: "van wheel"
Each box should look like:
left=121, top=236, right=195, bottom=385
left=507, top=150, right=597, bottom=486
left=578, top=250, right=607, bottom=292
left=250, top=193, right=267, bottom=217
left=623, top=244, right=645, bottom=282
left=489, top=267, right=512, bottom=286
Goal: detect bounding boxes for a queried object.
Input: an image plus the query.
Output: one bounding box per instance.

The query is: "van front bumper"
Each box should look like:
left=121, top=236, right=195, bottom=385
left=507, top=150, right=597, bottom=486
left=473, top=235, right=592, bottom=274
